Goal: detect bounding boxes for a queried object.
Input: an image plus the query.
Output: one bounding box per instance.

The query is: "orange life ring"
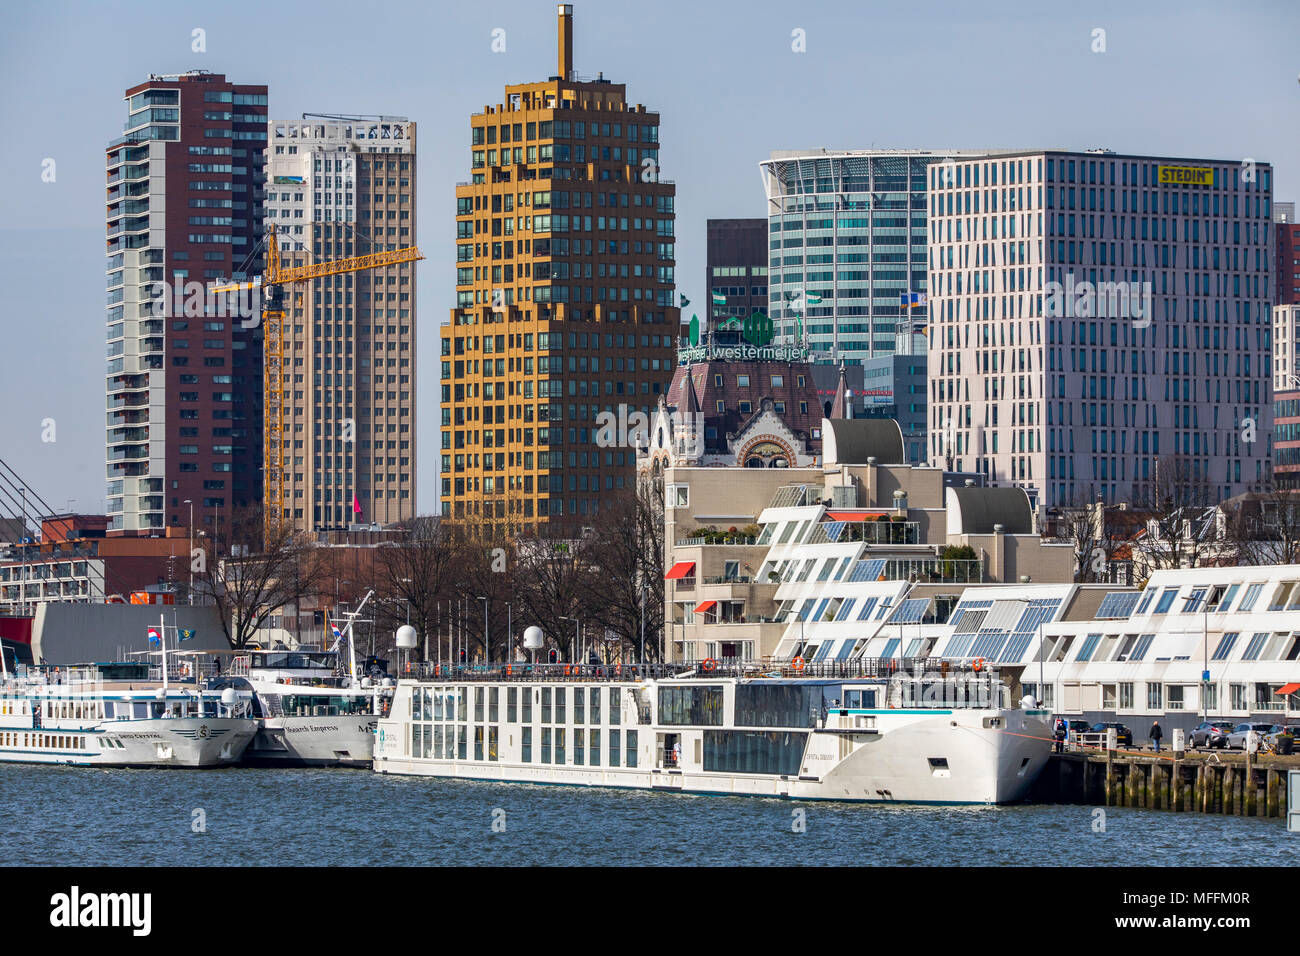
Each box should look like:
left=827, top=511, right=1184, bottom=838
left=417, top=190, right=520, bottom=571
left=405, top=662, right=412, bottom=674
left=702, top=658, right=717, bottom=672
left=972, top=658, right=984, bottom=672
left=791, top=656, right=806, bottom=672
left=506, top=665, right=513, bottom=676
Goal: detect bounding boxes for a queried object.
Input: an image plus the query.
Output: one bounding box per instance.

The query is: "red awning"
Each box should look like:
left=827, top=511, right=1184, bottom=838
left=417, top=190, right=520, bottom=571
left=665, top=561, right=696, bottom=580
left=825, top=511, right=891, bottom=522
left=694, top=600, right=717, bottom=613
left=1276, top=683, right=1300, bottom=696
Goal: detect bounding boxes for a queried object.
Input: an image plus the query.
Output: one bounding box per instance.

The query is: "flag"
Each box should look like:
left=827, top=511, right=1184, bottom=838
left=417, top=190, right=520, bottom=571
left=147, top=626, right=161, bottom=646
left=331, top=623, right=343, bottom=643
left=353, top=493, right=362, bottom=516
left=711, top=293, right=726, bottom=305
left=679, top=294, right=690, bottom=308
left=178, top=628, right=196, bottom=642
left=900, top=292, right=927, bottom=309
left=804, top=293, right=822, bottom=305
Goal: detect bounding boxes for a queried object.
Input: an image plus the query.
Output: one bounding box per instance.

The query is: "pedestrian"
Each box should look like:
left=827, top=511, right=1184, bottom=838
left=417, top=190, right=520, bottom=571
left=672, top=739, right=682, bottom=767
left=1053, top=717, right=1066, bottom=754
left=1150, top=720, right=1163, bottom=753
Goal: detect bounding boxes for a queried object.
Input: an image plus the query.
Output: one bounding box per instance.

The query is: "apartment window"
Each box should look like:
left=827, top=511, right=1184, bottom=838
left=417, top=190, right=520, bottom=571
left=1147, top=683, right=1163, bottom=709
left=1153, top=588, right=1179, bottom=614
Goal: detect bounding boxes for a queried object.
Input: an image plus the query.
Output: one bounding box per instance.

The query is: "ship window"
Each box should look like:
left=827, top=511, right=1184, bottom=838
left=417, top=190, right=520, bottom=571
left=657, top=685, right=724, bottom=725
left=522, top=726, right=533, bottom=762
left=541, top=727, right=552, bottom=763
left=625, top=730, right=638, bottom=768
left=703, top=730, right=807, bottom=776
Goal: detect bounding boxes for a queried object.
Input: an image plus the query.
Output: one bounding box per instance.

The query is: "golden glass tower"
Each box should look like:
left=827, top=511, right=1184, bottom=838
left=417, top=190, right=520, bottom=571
left=440, top=5, right=679, bottom=532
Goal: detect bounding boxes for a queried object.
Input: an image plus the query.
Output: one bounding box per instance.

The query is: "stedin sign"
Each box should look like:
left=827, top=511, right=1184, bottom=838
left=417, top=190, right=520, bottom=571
left=1157, top=165, right=1214, bottom=186
left=680, top=311, right=810, bottom=364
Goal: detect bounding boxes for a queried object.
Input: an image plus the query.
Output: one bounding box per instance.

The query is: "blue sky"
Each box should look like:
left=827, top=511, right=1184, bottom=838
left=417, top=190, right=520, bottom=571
left=0, top=0, right=1296, bottom=517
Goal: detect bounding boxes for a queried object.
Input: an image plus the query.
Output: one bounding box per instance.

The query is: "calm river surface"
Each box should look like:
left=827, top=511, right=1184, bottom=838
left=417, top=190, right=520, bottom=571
left=2, top=765, right=1290, bottom=866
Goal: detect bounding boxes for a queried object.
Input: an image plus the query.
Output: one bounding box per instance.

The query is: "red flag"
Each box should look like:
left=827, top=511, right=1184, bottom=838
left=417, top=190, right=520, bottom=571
left=353, top=493, right=362, bottom=516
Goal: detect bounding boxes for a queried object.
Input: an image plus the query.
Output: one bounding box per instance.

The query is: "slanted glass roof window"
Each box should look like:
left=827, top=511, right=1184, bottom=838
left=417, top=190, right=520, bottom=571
left=1134, top=588, right=1158, bottom=614
left=1238, top=583, right=1264, bottom=611
left=833, top=556, right=853, bottom=580
left=1213, top=583, right=1240, bottom=612
left=777, top=522, right=797, bottom=544
left=1096, top=592, right=1140, bottom=620
left=1075, top=633, right=1103, bottom=661
left=855, top=597, right=879, bottom=621
left=796, top=599, right=816, bottom=621
left=835, top=639, right=859, bottom=660
left=811, top=598, right=831, bottom=622
left=1182, top=588, right=1208, bottom=613
left=1211, top=632, right=1239, bottom=661
left=848, top=558, right=887, bottom=582
left=890, top=598, right=929, bottom=624
left=1014, top=598, right=1062, bottom=633
left=812, top=641, right=835, bottom=662
left=1000, top=633, right=1033, bottom=663
left=816, top=559, right=837, bottom=582
left=1130, top=634, right=1155, bottom=660
left=1242, top=632, right=1269, bottom=660
left=880, top=638, right=900, bottom=659
left=970, top=630, right=1008, bottom=659
left=1153, top=588, right=1180, bottom=614
left=795, top=559, right=816, bottom=582
left=875, top=599, right=894, bottom=621
left=833, top=598, right=857, bottom=622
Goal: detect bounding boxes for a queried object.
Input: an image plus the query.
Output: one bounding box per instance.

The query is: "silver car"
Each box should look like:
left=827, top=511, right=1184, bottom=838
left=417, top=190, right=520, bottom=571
left=1226, top=722, right=1280, bottom=749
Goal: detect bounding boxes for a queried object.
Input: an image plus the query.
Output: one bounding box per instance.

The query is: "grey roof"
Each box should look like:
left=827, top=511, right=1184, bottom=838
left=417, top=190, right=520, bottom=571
left=822, top=418, right=905, bottom=465
left=950, top=487, right=1034, bottom=535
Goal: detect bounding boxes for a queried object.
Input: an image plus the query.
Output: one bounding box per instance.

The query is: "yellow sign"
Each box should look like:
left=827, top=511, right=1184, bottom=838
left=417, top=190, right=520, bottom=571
left=1158, top=165, right=1214, bottom=186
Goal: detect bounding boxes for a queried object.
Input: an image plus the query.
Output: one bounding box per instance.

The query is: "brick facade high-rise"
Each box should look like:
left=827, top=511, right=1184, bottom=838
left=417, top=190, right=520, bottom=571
left=105, top=72, right=267, bottom=537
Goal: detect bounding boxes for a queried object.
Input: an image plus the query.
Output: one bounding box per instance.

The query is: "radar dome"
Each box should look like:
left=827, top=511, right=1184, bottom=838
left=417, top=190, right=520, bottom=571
left=395, top=625, right=418, bottom=649
left=220, top=687, right=238, bottom=706
left=523, top=626, right=545, bottom=650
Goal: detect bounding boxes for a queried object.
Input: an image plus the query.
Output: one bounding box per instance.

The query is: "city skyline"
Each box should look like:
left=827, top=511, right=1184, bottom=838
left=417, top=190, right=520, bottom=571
left=2, top=0, right=1298, bottom=520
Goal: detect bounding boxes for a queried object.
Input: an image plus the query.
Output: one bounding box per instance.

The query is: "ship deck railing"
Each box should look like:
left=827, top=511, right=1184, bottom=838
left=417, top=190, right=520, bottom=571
left=401, top=657, right=995, bottom=683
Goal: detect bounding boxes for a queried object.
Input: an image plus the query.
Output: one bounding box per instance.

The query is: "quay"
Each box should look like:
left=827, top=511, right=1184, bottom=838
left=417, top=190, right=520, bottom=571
left=1030, top=747, right=1296, bottom=818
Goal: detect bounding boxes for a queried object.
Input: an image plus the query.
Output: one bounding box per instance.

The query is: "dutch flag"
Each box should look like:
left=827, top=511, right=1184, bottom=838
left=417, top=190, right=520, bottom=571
left=147, top=626, right=161, bottom=646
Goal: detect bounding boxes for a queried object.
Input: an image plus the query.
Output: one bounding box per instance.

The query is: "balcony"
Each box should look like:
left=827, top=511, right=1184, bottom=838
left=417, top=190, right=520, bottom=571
left=806, top=519, right=921, bottom=546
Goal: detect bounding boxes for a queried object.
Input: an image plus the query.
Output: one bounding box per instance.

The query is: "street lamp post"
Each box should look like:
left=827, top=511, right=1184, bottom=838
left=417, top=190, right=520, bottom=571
left=640, top=583, right=646, bottom=665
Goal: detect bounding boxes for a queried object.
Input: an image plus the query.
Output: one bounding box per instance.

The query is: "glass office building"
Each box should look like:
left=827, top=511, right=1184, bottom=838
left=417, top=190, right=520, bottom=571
left=760, top=149, right=986, bottom=365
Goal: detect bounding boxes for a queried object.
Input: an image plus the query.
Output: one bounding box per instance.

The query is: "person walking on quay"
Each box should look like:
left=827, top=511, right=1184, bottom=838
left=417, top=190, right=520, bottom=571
left=1150, top=720, right=1163, bottom=753
left=1053, top=717, right=1066, bottom=753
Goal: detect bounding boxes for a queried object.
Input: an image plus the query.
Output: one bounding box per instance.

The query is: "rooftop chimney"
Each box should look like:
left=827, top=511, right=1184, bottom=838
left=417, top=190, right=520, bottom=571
left=558, top=4, right=574, bottom=80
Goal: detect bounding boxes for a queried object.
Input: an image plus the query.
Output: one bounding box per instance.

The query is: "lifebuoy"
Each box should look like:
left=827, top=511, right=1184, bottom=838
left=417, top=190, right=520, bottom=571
left=702, top=658, right=717, bottom=672
left=972, top=658, right=984, bottom=672
left=506, top=665, right=513, bottom=676
left=791, top=656, right=806, bottom=672
left=405, top=662, right=412, bottom=674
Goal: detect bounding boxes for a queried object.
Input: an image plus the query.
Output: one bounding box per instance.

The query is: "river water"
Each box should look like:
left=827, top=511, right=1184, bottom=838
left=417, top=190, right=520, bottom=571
left=2, top=764, right=1290, bottom=867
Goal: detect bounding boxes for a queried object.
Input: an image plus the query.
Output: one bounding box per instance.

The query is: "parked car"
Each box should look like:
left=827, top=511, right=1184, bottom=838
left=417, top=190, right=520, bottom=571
left=1090, top=721, right=1133, bottom=747
left=1190, top=720, right=1235, bottom=749
left=1226, top=723, right=1281, bottom=749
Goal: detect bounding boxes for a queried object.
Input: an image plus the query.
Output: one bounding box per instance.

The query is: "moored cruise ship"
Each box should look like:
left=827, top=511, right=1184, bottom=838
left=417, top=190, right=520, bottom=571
left=0, top=661, right=256, bottom=768
left=374, top=660, right=1052, bottom=805
left=219, top=649, right=393, bottom=767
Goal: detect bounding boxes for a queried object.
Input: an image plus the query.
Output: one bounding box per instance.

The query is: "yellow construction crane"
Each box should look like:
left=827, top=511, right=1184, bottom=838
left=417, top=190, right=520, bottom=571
left=210, top=225, right=423, bottom=535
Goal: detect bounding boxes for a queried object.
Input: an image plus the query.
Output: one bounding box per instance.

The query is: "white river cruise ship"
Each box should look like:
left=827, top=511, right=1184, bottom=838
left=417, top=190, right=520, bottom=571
left=0, top=661, right=256, bottom=768
left=374, top=659, right=1051, bottom=804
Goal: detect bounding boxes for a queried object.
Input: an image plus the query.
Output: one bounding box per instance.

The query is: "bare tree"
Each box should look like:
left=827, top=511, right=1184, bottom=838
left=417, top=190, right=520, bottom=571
left=373, top=516, right=458, bottom=661
left=194, top=504, right=325, bottom=649
left=1130, top=456, right=1223, bottom=574
left=514, top=523, right=598, bottom=661
left=1224, top=486, right=1300, bottom=566
left=585, top=481, right=666, bottom=662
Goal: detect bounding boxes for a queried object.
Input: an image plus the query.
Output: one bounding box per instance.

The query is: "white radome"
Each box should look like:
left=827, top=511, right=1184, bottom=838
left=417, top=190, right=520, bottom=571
left=523, top=626, right=545, bottom=650
left=395, top=625, right=418, bottom=649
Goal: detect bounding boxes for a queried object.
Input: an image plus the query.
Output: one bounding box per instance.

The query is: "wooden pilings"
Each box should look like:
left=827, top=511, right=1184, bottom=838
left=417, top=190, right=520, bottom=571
left=1033, top=751, right=1293, bottom=818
